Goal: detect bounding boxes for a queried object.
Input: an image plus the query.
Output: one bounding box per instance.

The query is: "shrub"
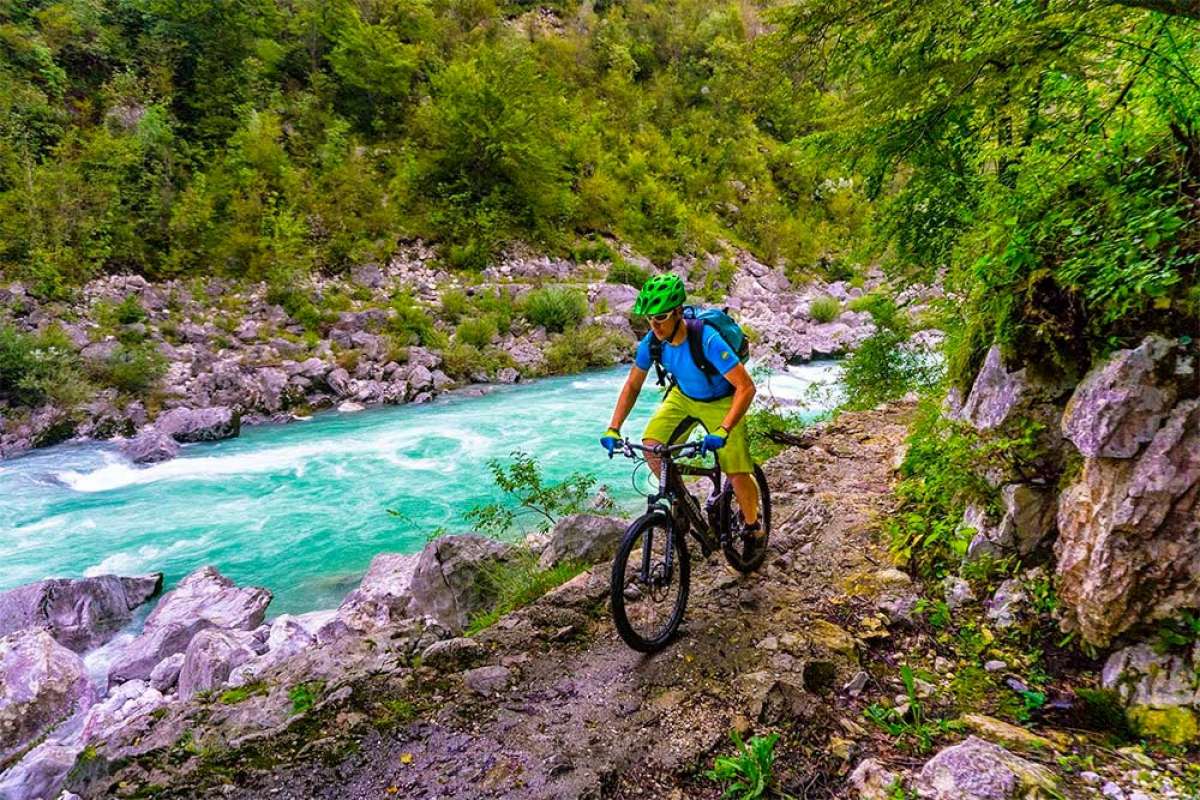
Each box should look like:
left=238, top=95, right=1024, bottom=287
left=114, top=295, right=147, bottom=325
left=808, top=295, right=841, bottom=323
left=387, top=293, right=442, bottom=347
left=464, top=450, right=597, bottom=535
left=440, top=341, right=497, bottom=380
left=89, top=342, right=166, bottom=394
left=0, top=324, right=85, bottom=406
left=606, top=257, right=650, bottom=288
left=465, top=553, right=588, bottom=635
left=543, top=325, right=626, bottom=374
left=522, top=287, right=587, bottom=333
left=840, top=327, right=942, bottom=411
left=439, top=289, right=472, bottom=323
left=455, top=315, right=499, bottom=349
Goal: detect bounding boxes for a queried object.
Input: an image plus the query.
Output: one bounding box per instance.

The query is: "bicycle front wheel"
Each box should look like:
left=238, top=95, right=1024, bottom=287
left=610, top=512, right=690, bottom=653
left=720, top=463, right=772, bottom=574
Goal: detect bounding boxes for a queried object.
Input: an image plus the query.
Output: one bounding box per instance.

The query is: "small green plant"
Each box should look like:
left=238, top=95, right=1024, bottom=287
left=89, top=342, right=167, bottom=393
left=289, top=681, right=324, bottom=714
left=455, top=315, right=499, bottom=349
left=864, top=665, right=961, bottom=753
left=374, top=697, right=416, bottom=728
left=465, top=554, right=588, bottom=635
left=704, top=730, right=789, bottom=800
left=1155, top=610, right=1200, bottom=654
left=0, top=324, right=86, bottom=406
left=808, top=295, right=841, bottom=323
left=217, top=682, right=267, bottom=705
left=543, top=324, right=626, bottom=374
left=464, top=450, right=597, bottom=535
left=387, top=293, right=442, bottom=348
left=522, top=287, right=587, bottom=333
left=439, top=289, right=472, bottom=323
left=114, top=295, right=148, bottom=325
left=606, top=257, right=650, bottom=288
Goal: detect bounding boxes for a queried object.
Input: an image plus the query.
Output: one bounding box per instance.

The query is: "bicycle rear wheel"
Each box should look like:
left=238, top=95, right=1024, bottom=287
left=720, top=464, right=772, bottom=574
left=610, top=512, right=690, bottom=653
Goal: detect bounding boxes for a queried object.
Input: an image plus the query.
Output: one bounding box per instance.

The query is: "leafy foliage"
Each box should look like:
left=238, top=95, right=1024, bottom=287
left=521, top=287, right=587, bottom=333
left=704, top=731, right=788, bottom=800
left=465, top=554, right=588, bottom=635
left=807, top=295, right=840, bottom=324
left=863, top=665, right=962, bottom=754
left=464, top=450, right=596, bottom=535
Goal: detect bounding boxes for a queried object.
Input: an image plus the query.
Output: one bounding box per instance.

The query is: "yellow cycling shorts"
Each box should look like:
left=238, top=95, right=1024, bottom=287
left=641, top=387, right=754, bottom=474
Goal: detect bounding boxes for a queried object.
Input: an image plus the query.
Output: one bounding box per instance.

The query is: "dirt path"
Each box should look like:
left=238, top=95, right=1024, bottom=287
left=226, top=405, right=913, bottom=800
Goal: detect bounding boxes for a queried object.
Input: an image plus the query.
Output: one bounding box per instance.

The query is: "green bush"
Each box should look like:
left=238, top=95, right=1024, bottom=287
left=439, top=289, right=472, bottom=323
left=0, top=324, right=85, bottom=406
left=840, top=327, right=942, bottom=411
left=543, top=325, right=626, bottom=374
left=465, top=553, right=588, bottom=635
left=522, top=287, right=587, bottom=333
left=387, top=294, right=442, bottom=348
left=808, top=295, right=841, bottom=323
left=606, top=258, right=650, bottom=288
left=440, top=341, right=501, bottom=380
left=89, top=342, right=166, bottom=394
left=455, top=315, right=499, bottom=349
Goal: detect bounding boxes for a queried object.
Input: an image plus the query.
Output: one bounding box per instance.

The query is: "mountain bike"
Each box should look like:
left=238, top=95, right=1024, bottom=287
left=608, top=437, right=772, bottom=653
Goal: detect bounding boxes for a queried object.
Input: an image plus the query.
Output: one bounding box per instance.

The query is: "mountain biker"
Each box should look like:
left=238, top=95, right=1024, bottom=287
left=600, top=274, right=761, bottom=538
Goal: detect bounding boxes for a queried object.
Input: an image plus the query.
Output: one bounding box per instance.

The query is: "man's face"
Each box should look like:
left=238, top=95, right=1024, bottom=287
left=647, top=307, right=680, bottom=341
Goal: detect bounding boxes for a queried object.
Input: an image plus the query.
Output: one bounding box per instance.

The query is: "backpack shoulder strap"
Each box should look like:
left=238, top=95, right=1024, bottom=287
left=648, top=334, right=668, bottom=387
left=685, top=318, right=719, bottom=377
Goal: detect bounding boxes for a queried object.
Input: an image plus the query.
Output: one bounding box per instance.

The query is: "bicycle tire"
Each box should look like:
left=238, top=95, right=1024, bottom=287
left=720, top=463, right=772, bottom=574
left=610, top=512, right=691, bottom=653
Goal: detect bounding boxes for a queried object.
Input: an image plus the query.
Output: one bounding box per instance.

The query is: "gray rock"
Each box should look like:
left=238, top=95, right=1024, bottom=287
left=149, top=652, right=185, bottom=693
left=406, top=535, right=514, bottom=634
left=154, top=406, right=240, bottom=443
left=963, top=484, right=1056, bottom=562
left=944, top=577, right=976, bottom=610
left=333, top=553, right=420, bottom=634
left=351, top=264, right=385, bottom=289
left=0, top=740, right=80, bottom=800
left=850, top=758, right=899, bottom=800
left=496, top=367, right=520, bottom=384
left=1062, top=335, right=1190, bottom=458
left=538, top=514, right=626, bottom=569
left=463, top=665, right=511, bottom=696
left=407, top=365, right=433, bottom=392
left=0, top=629, right=95, bottom=766
left=0, top=574, right=162, bottom=653
left=1056, top=399, right=1200, bottom=646
left=956, top=347, right=1033, bottom=431
left=420, top=637, right=487, bottom=673
left=120, top=428, right=180, bottom=464
left=107, top=566, right=271, bottom=686
left=985, top=579, right=1027, bottom=629
left=915, top=736, right=1058, bottom=799
left=177, top=629, right=259, bottom=699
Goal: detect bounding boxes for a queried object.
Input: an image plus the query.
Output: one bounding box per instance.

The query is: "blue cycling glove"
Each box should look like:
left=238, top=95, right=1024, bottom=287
left=600, top=427, right=622, bottom=457
left=701, top=426, right=729, bottom=455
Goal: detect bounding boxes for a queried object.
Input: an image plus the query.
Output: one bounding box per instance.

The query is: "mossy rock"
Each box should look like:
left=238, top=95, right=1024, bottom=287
left=1127, top=705, right=1200, bottom=745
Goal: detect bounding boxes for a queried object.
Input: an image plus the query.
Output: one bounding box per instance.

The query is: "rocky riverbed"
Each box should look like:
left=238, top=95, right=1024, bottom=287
left=0, top=242, right=942, bottom=462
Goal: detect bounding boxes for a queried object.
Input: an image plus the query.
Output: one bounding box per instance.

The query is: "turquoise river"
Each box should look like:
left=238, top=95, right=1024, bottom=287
left=0, top=362, right=840, bottom=616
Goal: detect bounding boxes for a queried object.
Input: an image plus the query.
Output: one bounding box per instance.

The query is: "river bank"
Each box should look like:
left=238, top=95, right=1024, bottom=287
left=0, top=243, right=941, bottom=461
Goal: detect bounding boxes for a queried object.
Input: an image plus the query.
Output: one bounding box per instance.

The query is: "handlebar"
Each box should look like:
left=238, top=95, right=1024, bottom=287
left=611, top=437, right=705, bottom=461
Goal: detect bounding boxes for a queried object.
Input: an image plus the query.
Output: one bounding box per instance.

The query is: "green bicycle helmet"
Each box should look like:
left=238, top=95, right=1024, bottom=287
left=632, top=273, right=686, bottom=316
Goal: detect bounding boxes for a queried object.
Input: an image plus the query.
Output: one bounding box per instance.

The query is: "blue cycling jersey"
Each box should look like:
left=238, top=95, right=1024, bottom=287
left=634, top=326, right=739, bottom=400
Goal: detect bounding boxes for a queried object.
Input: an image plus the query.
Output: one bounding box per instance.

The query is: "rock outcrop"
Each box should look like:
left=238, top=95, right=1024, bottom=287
left=154, top=405, right=241, bottom=443
left=0, top=573, right=162, bottom=653
left=406, top=535, right=515, bottom=634
left=0, top=629, right=95, bottom=767
left=1056, top=360, right=1199, bottom=647
left=1102, top=642, right=1200, bottom=744
left=107, top=566, right=271, bottom=686
left=538, top=514, right=626, bottom=569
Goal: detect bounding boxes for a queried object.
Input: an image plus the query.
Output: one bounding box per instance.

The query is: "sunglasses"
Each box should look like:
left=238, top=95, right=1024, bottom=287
left=647, top=310, right=675, bottom=323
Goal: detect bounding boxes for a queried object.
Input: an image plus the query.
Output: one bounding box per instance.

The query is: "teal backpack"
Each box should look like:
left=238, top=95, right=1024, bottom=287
left=648, top=306, right=749, bottom=396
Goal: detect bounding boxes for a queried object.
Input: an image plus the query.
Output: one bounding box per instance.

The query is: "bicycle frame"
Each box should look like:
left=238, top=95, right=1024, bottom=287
left=621, top=440, right=734, bottom=589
